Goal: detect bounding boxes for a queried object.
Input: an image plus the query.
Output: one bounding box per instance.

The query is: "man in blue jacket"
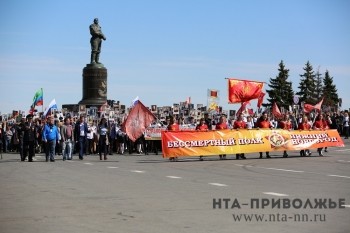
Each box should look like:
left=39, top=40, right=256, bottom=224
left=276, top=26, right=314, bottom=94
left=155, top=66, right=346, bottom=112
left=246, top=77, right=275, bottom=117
left=42, top=116, right=60, bottom=162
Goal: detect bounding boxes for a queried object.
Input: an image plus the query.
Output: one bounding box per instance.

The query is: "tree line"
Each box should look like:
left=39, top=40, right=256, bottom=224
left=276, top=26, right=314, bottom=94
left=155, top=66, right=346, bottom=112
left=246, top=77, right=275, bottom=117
left=263, top=60, right=340, bottom=111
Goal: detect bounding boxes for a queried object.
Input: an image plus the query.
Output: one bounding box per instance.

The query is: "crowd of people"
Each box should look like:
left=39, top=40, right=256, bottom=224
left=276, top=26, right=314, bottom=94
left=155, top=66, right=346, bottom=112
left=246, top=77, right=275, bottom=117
left=0, top=109, right=349, bottom=162
left=0, top=114, right=134, bottom=162
left=166, top=110, right=349, bottom=161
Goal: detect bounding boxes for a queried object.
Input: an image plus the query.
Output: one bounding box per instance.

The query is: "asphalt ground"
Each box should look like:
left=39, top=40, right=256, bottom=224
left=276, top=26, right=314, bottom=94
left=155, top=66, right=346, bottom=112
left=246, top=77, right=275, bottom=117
left=0, top=139, right=349, bottom=233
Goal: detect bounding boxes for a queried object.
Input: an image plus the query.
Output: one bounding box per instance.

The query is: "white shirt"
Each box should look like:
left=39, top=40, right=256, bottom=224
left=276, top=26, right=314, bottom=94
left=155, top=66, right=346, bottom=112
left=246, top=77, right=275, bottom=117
left=344, top=116, right=349, bottom=127
left=87, top=125, right=96, bottom=139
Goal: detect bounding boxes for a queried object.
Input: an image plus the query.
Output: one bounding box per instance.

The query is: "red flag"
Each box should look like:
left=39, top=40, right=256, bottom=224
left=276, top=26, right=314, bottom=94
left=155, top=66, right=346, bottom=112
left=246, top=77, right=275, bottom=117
left=257, top=92, right=265, bottom=108
left=29, top=107, right=35, bottom=115
left=209, top=90, right=218, bottom=98
left=303, top=104, right=314, bottom=113
left=236, top=101, right=250, bottom=116
left=303, top=98, right=324, bottom=113
left=228, top=78, right=264, bottom=103
left=314, top=98, right=324, bottom=111
left=272, top=102, right=282, bottom=118
left=247, top=108, right=254, bottom=116
left=122, top=101, right=156, bottom=142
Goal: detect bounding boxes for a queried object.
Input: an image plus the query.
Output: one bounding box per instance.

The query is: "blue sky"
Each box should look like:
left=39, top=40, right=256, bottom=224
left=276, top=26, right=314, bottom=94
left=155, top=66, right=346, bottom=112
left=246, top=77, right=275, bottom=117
left=0, top=0, right=349, bottom=114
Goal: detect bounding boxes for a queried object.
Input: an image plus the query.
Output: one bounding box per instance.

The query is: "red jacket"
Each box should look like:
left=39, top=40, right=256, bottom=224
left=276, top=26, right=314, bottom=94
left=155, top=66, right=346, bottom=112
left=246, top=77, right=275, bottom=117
left=167, top=123, right=180, bottom=131
left=196, top=124, right=208, bottom=131
left=215, top=122, right=228, bottom=130
left=279, top=120, right=292, bottom=130
left=233, top=120, right=246, bottom=129
left=298, top=122, right=311, bottom=130
left=313, top=120, right=329, bottom=130
left=257, top=120, right=270, bottom=129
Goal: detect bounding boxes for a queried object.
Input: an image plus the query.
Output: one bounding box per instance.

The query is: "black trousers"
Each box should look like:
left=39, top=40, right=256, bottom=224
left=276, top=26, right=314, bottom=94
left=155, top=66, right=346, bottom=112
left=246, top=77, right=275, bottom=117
left=23, top=141, right=35, bottom=161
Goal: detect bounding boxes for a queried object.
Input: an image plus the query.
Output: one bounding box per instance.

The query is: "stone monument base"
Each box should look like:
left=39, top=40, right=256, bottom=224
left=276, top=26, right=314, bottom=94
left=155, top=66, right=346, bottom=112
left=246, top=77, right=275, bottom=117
left=78, top=63, right=107, bottom=107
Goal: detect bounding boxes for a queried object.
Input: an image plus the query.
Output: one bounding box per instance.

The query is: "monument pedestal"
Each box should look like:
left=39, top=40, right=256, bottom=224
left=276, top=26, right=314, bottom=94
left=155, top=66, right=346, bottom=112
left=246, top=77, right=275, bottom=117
left=78, top=63, right=107, bottom=107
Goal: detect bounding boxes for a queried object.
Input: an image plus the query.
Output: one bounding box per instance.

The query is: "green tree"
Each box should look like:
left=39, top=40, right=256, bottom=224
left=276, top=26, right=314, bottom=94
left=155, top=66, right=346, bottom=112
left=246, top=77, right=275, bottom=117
left=264, top=60, right=294, bottom=110
left=314, top=67, right=323, bottom=100
left=296, top=61, right=317, bottom=105
left=322, top=70, right=339, bottom=108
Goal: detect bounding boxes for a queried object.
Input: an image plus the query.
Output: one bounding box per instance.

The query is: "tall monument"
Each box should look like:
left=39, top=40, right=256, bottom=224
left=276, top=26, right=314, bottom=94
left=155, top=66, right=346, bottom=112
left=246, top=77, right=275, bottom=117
left=79, top=18, right=107, bottom=106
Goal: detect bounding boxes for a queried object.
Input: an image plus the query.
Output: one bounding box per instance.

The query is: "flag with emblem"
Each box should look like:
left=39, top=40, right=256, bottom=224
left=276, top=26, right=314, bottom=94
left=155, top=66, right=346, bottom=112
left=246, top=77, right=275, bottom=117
left=228, top=78, right=264, bottom=104
left=32, top=88, right=43, bottom=107
left=207, top=89, right=220, bottom=112
left=122, top=100, right=156, bottom=142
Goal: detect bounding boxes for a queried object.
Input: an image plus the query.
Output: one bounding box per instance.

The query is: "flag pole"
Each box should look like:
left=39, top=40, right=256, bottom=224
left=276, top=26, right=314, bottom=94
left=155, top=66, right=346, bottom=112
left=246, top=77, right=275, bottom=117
left=41, top=88, right=44, bottom=113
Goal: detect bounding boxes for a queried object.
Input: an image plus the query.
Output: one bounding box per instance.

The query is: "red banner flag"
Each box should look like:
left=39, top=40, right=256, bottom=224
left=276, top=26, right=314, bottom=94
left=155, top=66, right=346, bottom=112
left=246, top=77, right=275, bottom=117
left=209, top=90, right=218, bottom=98
left=236, top=101, right=250, bottom=116
left=303, top=98, right=324, bottom=113
left=314, top=98, right=324, bottom=111
left=248, top=108, right=254, bottom=116
left=122, top=101, right=156, bottom=142
left=228, top=79, right=264, bottom=103
left=29, top=107, right=35, bottom=115
left=272, top=102, right=282, bottom=118
left=303, top=104, right=314, bottom=113
left=257, top=92, right=265, bottom=108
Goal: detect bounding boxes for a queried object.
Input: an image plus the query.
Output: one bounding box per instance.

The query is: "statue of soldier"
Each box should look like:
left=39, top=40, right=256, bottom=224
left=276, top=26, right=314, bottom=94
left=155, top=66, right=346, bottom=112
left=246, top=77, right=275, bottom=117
left=89, top=18, right=106, bottom=64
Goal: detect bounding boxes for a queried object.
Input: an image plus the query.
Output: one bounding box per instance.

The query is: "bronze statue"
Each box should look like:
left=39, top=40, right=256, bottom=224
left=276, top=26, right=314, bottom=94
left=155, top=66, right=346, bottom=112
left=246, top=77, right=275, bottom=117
left=89, top=18, right=106, bottom=64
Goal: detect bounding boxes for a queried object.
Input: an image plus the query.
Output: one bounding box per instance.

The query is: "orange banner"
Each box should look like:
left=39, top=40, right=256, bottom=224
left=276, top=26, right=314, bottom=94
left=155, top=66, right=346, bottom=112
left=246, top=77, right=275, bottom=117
left=161, top=129, right=344, bottom=158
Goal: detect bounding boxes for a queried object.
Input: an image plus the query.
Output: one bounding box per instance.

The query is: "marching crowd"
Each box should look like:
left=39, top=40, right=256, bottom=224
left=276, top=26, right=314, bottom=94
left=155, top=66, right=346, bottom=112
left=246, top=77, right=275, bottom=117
left=0, top=114, right=132, bottom=162
left=166, top=110, right=349, bottom=161
left=0, top=110, right=349, bottom=162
